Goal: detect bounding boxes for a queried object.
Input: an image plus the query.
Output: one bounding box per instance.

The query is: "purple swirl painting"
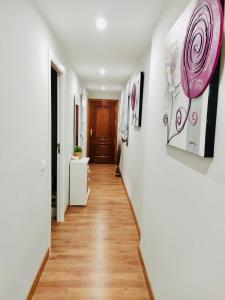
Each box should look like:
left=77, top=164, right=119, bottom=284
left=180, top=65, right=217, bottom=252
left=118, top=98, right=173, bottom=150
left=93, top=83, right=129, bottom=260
left=181, top=0, right=223, bottom=99
left=164, top=0, right=223, bottom=157
left=131, top=72, right=144, bottom=127
left=131, top=83, right=136, bottom=111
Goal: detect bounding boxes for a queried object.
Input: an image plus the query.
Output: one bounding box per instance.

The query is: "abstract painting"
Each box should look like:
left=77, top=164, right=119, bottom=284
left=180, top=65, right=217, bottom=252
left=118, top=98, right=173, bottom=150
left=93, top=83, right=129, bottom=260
left=131, top=72, right=144, bottom=127
left=119, top=80, right=131, bottom=145
left=164, top=0, right=223, bottom=157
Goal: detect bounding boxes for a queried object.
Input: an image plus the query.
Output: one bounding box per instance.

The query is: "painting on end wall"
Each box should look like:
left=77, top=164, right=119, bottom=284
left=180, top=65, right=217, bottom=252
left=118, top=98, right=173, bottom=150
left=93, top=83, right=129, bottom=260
left=131, top=72, right=144, bottom=127
left=163, top=0, right=224, bottom=157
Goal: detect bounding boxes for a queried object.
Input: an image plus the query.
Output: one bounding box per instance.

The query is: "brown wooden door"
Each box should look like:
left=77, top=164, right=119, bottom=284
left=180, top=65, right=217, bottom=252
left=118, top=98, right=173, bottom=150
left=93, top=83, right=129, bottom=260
left=89, top=100, right=118, bottom=164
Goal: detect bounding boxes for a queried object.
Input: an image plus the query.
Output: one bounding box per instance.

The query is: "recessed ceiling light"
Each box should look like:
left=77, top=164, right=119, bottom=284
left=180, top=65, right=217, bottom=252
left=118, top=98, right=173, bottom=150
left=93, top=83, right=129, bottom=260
left=100, top=68, right=105, bottom=75
left=102, top=86, right=106, bottom=91
left=96, top=17, right=107, bottom=31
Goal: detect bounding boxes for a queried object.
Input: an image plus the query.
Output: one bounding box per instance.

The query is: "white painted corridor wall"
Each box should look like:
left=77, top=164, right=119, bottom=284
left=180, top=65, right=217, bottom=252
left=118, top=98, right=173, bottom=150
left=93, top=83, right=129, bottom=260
left=120, top=0, right=225, bottom=299
left=0, top=0, right=83, bottom=299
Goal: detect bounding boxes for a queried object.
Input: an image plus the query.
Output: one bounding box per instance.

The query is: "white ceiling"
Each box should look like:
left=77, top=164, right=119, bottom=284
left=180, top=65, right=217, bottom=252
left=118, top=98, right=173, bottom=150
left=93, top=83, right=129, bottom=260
left=34, top=0, right=165, bottom=98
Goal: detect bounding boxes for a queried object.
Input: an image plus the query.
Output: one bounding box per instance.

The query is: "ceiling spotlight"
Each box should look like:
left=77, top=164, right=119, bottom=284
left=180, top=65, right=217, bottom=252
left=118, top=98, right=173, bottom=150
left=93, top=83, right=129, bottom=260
left=100, top=68, right=105, bottom=75
left=96, top=17, right=107, bottom=31
left=102, top=86, right=106, bottom=91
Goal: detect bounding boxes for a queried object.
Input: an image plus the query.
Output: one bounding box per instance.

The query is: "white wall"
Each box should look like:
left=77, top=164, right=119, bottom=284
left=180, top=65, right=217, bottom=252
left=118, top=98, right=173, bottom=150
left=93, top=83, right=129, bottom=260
left=63, top=64, right=81, bottom=211
left=0, top=1, right=82, bottom=299
left=120, top=54, right=151, bottom=225
left=88, top=90, right=121, bottom=100
left=77, top=89, right=88, bottom=157
left=82, top=91, right=88, bottom=157
left=120, top=0, right=225, bottom=299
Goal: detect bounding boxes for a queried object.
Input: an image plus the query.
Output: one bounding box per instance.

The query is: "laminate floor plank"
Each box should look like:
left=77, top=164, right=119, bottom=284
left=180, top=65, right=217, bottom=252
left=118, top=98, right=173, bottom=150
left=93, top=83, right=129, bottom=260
left=32, top=164, right=149, bottom=300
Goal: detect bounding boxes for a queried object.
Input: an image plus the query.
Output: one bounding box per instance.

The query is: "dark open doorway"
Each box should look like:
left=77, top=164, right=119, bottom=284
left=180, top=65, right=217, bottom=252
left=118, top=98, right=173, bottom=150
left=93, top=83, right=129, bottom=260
left=51, top=67, right=58, bottom=219
left=75, top=104, right=79, bottom=146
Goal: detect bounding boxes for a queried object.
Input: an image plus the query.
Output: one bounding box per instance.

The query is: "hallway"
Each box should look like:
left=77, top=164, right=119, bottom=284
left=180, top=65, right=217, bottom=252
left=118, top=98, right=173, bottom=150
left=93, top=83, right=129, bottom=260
left=32, top=165, right=150, bottom=300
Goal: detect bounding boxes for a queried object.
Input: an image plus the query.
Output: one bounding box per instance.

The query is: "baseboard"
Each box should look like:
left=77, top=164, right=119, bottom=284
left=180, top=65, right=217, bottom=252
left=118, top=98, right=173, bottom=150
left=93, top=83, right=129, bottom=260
left=26, top=249, right=49, bottom=300
left=138, top=246, right=155, bottom=300
left=65, top=204, right=69, bottom=215
left=121, top=176, right=154, bottom=299
left=121, top=176, right=141, bottom=240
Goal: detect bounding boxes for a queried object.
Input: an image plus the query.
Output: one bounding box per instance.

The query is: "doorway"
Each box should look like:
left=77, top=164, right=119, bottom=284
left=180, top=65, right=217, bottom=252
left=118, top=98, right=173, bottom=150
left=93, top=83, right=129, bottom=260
left=51, top=67, right=58, bottom=219
left=48, top=50, right=65, bottom=228
left=88, top=99, right=119, bottom=164
left=75, top=104, right=79, bottom=146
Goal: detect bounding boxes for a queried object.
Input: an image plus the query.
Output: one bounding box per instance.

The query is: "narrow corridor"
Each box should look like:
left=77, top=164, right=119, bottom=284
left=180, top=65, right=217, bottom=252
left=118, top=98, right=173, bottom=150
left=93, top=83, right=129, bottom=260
left=32, top=164, right=149, bottom=300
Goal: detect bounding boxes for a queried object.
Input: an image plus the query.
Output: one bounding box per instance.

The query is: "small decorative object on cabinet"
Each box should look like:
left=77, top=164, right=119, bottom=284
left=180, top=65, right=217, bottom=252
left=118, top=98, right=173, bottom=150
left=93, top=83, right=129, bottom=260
left=70, top=157, right=90, bottom=206
left=74, top=145, right=83, bottom=159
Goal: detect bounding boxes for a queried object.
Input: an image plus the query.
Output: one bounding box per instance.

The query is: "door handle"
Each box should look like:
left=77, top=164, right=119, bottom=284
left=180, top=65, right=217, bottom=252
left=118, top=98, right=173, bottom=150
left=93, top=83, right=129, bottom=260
left=90, top=129, right=93, bottom=137
left=57, top=143, right=60, bottom=154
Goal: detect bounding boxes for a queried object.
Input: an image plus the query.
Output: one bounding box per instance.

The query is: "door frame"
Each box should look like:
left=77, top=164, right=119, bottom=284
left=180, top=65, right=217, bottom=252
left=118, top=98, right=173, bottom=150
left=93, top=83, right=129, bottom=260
left=87, top=99, right=119, bottom=163
left=73, top=95, right=81, bottom=147
left=48, top=48, right=65, bottom=241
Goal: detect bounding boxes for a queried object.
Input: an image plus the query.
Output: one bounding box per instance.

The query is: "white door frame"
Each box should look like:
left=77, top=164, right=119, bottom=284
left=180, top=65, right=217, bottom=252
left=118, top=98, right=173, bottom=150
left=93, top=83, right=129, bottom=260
left=48, top=48, right=65, bottom=239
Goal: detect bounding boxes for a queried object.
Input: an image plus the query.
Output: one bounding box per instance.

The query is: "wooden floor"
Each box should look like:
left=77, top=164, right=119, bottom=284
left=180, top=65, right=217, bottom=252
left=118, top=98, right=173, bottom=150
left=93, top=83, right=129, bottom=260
left=32, top=164, right=150, bottom=300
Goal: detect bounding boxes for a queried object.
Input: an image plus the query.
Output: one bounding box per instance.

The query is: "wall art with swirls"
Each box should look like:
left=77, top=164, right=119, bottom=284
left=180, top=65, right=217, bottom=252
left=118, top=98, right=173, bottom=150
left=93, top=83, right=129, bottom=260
left=131, top=72, right=144, bottom=127
left=119, top=80, right=131, bottom=146
left=164, top=0, right=224, bottom=157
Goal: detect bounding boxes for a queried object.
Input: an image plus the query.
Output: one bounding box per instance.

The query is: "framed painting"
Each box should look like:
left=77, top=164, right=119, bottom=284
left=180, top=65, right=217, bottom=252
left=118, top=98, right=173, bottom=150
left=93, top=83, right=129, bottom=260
left=119, top=81, right=131, bottom=145
left=163, top=0, right=223, bottom=157
left=131, top=72, right=144, bottom=127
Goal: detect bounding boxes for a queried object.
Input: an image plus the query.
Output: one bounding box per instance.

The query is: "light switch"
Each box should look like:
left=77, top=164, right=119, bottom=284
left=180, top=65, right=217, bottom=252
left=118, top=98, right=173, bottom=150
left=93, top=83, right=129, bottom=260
left=41, top=160, right=46, bottom=172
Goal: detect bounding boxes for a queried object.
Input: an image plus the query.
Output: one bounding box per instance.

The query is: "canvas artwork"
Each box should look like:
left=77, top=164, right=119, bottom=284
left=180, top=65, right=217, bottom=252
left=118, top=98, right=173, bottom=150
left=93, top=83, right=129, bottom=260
left=164, top=0, right=223, bottom=157
left=126, top=82, right=131, bottom=145
left=131, top=72, right=144, bottom=127
left=119, top=81, right=131, bottom=145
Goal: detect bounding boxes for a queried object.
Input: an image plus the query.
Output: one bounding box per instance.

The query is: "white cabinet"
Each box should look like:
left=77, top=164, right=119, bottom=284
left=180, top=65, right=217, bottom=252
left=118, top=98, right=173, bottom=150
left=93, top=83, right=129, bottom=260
left=70, top=157, right=90, bottom=206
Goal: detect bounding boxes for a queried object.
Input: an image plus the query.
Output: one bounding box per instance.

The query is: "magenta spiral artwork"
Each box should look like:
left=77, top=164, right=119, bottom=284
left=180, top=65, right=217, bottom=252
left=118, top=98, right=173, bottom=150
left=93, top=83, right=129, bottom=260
left=181, top=0, right=223, bottom=99
left=176, top=107, right=198, bottom=131
left=131, top=72, right=144, bottom=127
left=131, top=83, right=136, bottom=111
left=164, top=0, right=223, bottom=157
